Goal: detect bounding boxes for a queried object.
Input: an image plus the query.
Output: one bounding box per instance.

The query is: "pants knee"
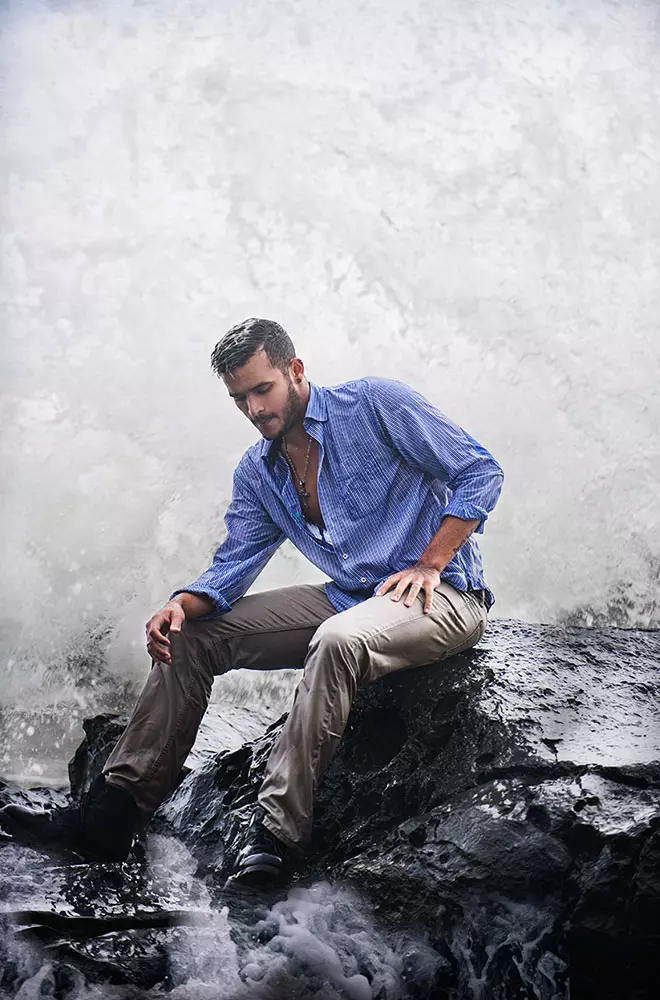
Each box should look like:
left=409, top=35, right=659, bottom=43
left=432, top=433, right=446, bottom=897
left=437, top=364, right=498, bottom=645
left=169, top=626, right=218, bottom=680
left=306, top=625, right=365, bottom=685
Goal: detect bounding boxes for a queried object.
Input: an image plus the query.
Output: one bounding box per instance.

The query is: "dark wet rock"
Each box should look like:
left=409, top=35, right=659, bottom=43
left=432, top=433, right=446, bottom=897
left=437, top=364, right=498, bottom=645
left=69, top=703, right=276, bottom=799
left=1, top=619, right=659, bottom=998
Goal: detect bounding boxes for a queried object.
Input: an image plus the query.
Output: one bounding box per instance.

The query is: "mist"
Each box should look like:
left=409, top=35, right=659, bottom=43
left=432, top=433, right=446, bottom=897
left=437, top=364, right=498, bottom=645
left=2, top=0, right=659, bottom=725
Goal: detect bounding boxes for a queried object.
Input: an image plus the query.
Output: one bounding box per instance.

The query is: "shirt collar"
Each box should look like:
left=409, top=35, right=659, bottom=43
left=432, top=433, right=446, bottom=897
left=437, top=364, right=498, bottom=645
left=261, top=380, right=327, bottom=470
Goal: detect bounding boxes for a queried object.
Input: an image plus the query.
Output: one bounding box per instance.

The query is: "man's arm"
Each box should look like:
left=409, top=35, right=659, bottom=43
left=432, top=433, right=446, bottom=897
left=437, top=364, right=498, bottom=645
left=363, top=377, right=504, bottom=533
left=375, top=514, right=482, bottom=614
left=364, top=378, right=504, bottom=612
left=168, top=591, right=216, bottom=619
left=417, top=514, right=483, bottom=575
left=168, top=459, right=285, bottom=620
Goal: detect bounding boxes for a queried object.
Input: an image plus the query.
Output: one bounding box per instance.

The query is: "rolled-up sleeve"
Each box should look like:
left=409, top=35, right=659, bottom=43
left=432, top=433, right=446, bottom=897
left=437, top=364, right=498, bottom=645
left=364, top=378, right=504, bottom=534
left=169, top=458, right=285, bottom=618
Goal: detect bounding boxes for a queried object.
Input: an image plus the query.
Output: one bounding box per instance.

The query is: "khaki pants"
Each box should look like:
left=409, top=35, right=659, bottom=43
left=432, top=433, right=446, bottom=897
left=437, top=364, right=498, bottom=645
left=103, top=581, right=488, bottom=849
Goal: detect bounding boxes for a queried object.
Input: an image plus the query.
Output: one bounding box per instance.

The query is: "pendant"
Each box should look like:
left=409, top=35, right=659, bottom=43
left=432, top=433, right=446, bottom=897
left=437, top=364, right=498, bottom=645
left=299, top=486, right=310, bottom=509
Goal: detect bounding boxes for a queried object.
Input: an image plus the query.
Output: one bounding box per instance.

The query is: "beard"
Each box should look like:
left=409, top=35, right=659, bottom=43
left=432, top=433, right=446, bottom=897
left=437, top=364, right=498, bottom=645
left=257, top=376, right=306, bottom=440
left=276, top=378, right=307, bottom=438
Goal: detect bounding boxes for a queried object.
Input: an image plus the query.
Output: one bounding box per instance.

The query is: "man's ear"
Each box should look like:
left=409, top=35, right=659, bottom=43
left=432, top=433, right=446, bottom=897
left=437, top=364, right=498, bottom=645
left=290, top=357, right=305, bottom=383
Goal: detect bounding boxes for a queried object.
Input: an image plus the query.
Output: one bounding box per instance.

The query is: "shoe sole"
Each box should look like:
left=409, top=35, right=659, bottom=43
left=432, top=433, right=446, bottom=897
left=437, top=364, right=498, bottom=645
left=237, top=849, right=286, bottom=870
left=223, top=862, right=290, bottom=892
left=221, top=874, right=289, bottom=902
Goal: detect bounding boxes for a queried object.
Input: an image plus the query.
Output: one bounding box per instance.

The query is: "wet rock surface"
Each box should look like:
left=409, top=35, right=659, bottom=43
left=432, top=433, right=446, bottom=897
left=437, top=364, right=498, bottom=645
left=1, top=619, right=659, bottom=999
left=68, top=702, right=276, bottom=799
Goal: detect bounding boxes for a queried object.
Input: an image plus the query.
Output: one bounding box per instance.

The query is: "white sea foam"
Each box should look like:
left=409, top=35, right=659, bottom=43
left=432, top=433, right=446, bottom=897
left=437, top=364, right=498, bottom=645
left=1, top=0, right=658, bottom=703
left=2, top=833, right=443, bottom=998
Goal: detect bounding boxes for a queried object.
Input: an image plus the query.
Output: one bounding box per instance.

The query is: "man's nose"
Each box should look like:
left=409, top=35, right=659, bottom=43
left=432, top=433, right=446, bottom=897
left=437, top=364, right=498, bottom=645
left=248, top=400, right=265, bottom=421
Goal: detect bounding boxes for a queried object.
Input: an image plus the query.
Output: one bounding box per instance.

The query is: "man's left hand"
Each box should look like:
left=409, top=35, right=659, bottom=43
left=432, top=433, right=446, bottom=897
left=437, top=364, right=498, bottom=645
left=375, top=564, right=441, bottom=615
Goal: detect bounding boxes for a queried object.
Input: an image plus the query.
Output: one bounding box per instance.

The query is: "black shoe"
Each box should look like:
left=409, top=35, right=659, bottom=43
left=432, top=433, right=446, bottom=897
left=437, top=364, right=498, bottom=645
left=226, top=806, right=300, bottom=890
left=0, top=774, right=140, bottom=862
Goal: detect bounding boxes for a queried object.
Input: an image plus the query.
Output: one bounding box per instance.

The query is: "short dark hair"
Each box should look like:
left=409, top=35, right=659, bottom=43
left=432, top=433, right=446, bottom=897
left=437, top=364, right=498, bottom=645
left=210, top=318, right=296, bottom=378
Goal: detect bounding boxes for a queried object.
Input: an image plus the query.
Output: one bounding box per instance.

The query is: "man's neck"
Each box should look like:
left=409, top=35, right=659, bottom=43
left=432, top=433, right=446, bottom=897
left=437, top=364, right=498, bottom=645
left=281, top=382, right=311, bottom=451
left=282, top=426, right=307, bottom=451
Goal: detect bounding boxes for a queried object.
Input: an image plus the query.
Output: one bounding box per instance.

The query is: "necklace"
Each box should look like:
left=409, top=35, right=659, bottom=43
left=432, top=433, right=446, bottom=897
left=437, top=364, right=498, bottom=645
left=281, top=436, right=313, bottom=514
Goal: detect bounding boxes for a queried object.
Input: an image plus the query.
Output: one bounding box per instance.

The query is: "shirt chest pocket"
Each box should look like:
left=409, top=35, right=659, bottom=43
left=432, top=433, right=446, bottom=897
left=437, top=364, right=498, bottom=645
left=337, top=455, right=383, bottom=520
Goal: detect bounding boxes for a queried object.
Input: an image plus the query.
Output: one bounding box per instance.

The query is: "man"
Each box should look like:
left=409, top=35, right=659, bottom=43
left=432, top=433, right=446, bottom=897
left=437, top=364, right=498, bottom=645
left=1, top=318, right=504, bottom=887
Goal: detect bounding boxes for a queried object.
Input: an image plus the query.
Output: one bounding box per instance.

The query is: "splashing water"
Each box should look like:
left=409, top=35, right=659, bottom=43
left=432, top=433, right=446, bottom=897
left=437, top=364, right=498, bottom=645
left=1, top=834, right=445, bottom=999
left=2, top=0, right=659, bottom=709
left=0, top=2, right=658, bottom=991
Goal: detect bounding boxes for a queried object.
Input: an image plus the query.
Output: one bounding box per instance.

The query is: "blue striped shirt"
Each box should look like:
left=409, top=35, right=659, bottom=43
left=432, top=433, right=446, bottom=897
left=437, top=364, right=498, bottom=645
left=170, top=377, right=504, bottom=617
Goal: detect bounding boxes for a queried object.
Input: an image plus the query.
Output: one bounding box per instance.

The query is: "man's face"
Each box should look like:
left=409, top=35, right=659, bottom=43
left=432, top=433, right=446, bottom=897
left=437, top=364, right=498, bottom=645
left=224, top=348, right=306, bottom=440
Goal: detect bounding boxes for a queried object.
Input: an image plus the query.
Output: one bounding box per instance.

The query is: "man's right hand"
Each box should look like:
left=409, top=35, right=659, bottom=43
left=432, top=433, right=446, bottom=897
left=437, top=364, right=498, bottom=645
left=145, top=601, right=186, bottom=665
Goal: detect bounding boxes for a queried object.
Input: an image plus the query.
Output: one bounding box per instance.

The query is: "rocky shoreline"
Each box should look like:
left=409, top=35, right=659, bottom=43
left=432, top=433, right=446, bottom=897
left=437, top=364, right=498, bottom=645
left=1, top=619, right=659, bottom=999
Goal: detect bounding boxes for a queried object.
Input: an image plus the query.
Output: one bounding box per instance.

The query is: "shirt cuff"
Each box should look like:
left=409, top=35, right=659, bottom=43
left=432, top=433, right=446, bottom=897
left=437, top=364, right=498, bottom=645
left=168, top=586, right=231, bottom=619
left=440, top=498, right=491, bottom=534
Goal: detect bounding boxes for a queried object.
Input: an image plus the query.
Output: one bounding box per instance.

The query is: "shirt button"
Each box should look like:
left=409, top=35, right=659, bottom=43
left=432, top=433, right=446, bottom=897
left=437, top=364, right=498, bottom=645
left=361, top=577, right=367, bottom=583
left=343, top=553, right=348, bottom=559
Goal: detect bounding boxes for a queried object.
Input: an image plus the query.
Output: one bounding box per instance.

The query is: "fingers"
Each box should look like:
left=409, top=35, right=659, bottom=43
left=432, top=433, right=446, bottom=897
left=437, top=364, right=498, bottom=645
left=376, top=573, right=413, bottom=599
left=145, top=609, right=182, bottom=666
left=150, top=620, right=171, bottom=648
left=169, top=606, right=185, bottom=633
left=391, top=577, right=411, bottom=603
left=377, top=573, right=416, bottom=605
left=147, top=639, right=171, bottom=665
left=376, top=571, right=435, bottom=613
left=375, top=574, right=400, bottom=597
left=403, top=581, right=422, bottom=609
left=402, top=579, right=434, bottom=614
left=146, top=629, right=171, bottom=665
left=422, top=582, right=433, bottom=615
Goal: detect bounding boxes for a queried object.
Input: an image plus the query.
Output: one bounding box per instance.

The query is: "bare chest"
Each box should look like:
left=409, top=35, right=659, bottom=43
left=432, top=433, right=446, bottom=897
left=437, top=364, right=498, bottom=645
left=282, top=439, right=325, bottom=529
